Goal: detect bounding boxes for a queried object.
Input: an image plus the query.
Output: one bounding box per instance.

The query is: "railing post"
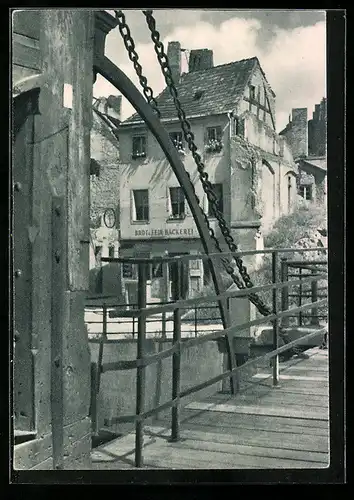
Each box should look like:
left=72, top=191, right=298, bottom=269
left=281, top=258, right=289, bottom=328
left=171, top=260, right=182, bottom=442
left=272, top=251, right=279, bottom=386
left=135, top=262, right=147, bottom=468
left=161, top=260, right=169, bottom=339
left=194, top=306, right=198, bottom=337
left=97, top=303, right=107, bottom=393
left=298, top=267, right=303, bottom=326
left=311, top=268, right=319, bottom=326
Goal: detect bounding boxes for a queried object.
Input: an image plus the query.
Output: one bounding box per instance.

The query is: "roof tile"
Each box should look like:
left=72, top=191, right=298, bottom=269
left=122, top=57, right=259, bottom=125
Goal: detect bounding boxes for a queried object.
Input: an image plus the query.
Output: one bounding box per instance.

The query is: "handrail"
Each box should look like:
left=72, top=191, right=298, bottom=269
left=108, top=273, right=327, bottom=318
left=89, top=248, right=328, bottom=468
left=101, top=246, right=327, bottom=265
left=105, top=326, right=328, bottom=426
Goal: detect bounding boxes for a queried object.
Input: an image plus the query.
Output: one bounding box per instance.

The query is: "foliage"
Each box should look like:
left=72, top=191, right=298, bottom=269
left=186, top=203, right=328, bottom=325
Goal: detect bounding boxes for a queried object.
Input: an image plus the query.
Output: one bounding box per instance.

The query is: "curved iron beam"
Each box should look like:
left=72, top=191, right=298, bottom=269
left=94, top=54, right=238, bottom=392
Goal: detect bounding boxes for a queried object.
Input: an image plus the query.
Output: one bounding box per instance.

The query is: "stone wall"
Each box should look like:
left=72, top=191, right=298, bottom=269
left=90, top=339, right=224, bottom=435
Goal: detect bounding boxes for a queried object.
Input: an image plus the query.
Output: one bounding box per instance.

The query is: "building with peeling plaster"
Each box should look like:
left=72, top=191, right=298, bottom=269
left=280, top=99, right=327, bottom=205
left=117, top=44, right=298, bottom=303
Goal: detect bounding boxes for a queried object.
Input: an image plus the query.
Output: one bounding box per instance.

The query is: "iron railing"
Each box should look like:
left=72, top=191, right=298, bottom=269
left=88, top=247, right=328, bottom=467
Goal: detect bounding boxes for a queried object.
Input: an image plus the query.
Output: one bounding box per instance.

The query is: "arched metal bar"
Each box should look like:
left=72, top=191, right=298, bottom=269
left=94, top=54, right=238, bottom=393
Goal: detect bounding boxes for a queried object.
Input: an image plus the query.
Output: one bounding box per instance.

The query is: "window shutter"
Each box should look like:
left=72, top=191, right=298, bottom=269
left=167, top=186, right=171, bottom=215
left=130, top=190, right=135, bottom=221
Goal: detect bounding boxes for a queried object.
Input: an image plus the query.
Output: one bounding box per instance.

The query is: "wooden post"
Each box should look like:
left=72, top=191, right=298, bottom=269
left=281, top=258, right=289, bottom=328
left=51, top=197, right=65, bottom=470
left=298, top=267, right=303, bottom=326
left=135, top=263, right=147, bottom=468
left=311, top=269, right=319, bottom=325
left=171, top=260, right=182, bottom=442
left=272, top=251, right=279, bottom=386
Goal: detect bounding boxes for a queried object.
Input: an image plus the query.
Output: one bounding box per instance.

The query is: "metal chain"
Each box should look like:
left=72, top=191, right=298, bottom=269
left=114, top=10, right=161, bottom=118
left=143, top=10, right=271, bottom=316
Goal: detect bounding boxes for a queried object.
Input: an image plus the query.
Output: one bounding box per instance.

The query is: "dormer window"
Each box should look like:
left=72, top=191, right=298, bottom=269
left=132, top=135, right=146, bottom=159
left=249, top=84, right=256, bottom=100
left=193, top=89, right=204, bottom=100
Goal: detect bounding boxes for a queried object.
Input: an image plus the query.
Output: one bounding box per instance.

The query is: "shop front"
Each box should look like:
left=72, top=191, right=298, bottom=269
left=119, top=228, right=205, bottom=305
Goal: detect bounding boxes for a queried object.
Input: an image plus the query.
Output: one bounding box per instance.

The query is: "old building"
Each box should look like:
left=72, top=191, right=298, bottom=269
left=117, top=43, right=298, bottom=303
left=89, top=96, right=121, bottom=269
left=280, top=99, right=327, bottom=205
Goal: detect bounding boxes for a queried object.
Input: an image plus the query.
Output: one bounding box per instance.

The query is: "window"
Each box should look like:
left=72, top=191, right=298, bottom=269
left=169, top=187, right=185, bottom=219
left=122, top=262, right=133, bottom=278
left=208, top=184, right=223, bottom=216
left=249, top=84, right=256, bottom=100
left=169, top=131, right=184, bottom=151
left=232, top=117, right=245, bottom=138
left=132, top=189, right=149, bottom=221
left=207, top=126, right=222, bottom=142
left=94, top=245, right=102, bottom=258
left=108, top=245, right=115, bottom=258
left=152, top=261, right=163, bottom=278
left=299, top=185, right=313, bottom=201
left=205, top=126, right=223, bottom=153
left=132, top=135, right=146, bottom=159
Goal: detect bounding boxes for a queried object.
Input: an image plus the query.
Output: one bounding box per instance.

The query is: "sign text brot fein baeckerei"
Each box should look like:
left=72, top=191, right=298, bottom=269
left=134, top=227, right=195, bottom=237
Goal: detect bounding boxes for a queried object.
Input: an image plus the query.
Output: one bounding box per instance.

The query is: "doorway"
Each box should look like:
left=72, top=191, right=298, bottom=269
left=168, top=252, right=189, bottom=300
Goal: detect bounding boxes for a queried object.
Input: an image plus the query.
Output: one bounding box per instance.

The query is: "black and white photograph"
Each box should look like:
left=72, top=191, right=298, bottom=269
left=10, top=8, right=345, bottom=482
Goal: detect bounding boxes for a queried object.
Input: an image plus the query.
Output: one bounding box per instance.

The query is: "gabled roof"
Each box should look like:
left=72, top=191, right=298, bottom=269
left=122, top=56, right=272, bottom=126
left=299, top=157, right=327, bottom=173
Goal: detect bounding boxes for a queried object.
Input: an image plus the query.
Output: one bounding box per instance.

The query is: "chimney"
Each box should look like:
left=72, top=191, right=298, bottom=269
left=167, top=41, right=181, bottom=83
left=290, top=108, right=308, bottom=158
left=188, top=49, right=214, bottom=72
left=96, top=95, right=122, bottom=121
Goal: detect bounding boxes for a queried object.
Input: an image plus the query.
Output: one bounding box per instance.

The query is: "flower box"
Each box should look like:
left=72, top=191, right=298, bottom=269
left=205, top=139, right=223, bottom=153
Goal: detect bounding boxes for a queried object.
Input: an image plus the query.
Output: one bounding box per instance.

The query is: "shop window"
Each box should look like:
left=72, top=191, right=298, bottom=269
left=132, top=135, right=146, bottom=159
left=169, top=131, right=184, bottom=152
left=299, top=185, right=313, bottom=201
left=132, top=189, right=149, bottom=221
left=122, top=262, right=134, bottom=278
left=169, top=187, right=185, bottom=219
left=152, top=261, right=163, bottom=278
left=207, top=183, right=223, bottom=216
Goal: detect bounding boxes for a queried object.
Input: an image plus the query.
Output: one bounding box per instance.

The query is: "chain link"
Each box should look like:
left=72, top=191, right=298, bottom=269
left=143, top=10, right=271, bottom=316
left=114, top=10, right=161, bottom=118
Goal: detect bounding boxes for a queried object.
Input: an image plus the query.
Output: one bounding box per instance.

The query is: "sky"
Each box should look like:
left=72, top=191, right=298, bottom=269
left=93, top=9, right=326, bottom=133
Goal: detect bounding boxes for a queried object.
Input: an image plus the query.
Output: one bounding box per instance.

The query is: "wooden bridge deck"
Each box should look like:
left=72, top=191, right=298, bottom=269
left=91, top=347, right=329, bottom=469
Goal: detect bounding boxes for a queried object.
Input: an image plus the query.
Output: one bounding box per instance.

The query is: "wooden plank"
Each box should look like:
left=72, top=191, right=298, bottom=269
left=171, top=412, right=329, bottom=437
left=252, top=373, right=328, bottom=382
left=178, top=406, right=329, bottom=430
left=145, top=425, right=329, bottom=454
left=140, top=441, right=327, bottom=469
left=185, top=402, right=328, bottom=421
left=93, top=430, right=326, bottom=470
left=51, top=197, right=66, bottom=470
left=209, top=386, right=329, bottom=403
left=67, top=11, right=93, bottom=291
left=205, top=393, right=329, bottom=409
left=13, top=41, right=40, bottom=71
left=164, top=436, right=328, bottom=465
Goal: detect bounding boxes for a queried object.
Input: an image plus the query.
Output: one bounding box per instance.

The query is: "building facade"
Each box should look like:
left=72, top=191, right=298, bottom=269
left=279, top=98, right=327, bottom=205
left=117, top=44, right=298, bottom=303
left=89, top=95, right=121, bottom=273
